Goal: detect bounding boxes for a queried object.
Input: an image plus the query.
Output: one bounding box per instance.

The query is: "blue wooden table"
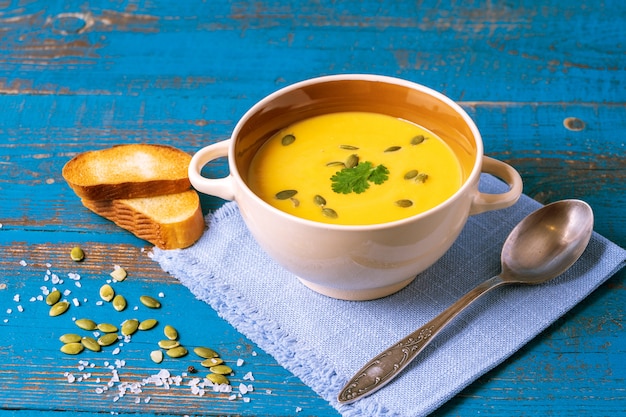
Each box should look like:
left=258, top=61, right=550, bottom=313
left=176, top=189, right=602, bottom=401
left=1, top=1, right=624, bottom=416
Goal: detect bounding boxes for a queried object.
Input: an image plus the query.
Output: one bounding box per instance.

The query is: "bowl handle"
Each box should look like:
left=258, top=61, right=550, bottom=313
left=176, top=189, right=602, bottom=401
left=470, top=156, right=523, bottom=215
left=188, top=139, right=236, bottom=201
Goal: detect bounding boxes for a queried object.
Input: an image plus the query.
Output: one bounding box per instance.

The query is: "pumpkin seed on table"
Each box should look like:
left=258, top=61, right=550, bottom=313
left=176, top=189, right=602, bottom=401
left=81, top=336, right=101, bottom=352
left=121, top=319, right=139, bottom=336
left=97, top=323, right=118, bottom=333
left=163, top=325, right=178, bottom=341
left=112, top=294, right=127, bottom=312
left=166, top=346, right=188, bottom=358
left=209, top=364, right=233, bottom=375
left=206, top=373, right=229, bottom=385
left=99, top=284, right=115, bottom=302
left=98, top=333, right=119, bottom=347
left=75, top=318, right=97, bottom=330
left=138, top=318, right=158, bottom=330
left=139, top=295, right=161, bottom=309
left=61, top=342, right=84, bottom=355
left=194, top=346, right=219, bottom=359
left=49, top=301, right=70, bottom=317
left=150, top=350, right=164, bottom=364
left=201, top=357, right=224, bottom=367
left=158, top=340, right=180, bottom=350
left=45, top=290, right=62, bottom=306
left=70, top=246, right=84, bottom=262
left=59, top=333, right=82, bottom=344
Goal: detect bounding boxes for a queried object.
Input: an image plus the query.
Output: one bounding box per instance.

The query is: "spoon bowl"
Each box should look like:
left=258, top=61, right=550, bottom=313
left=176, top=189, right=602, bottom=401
left=501, top=199, right=594, bottom=284
left=338, top=199, right=594, bottom=404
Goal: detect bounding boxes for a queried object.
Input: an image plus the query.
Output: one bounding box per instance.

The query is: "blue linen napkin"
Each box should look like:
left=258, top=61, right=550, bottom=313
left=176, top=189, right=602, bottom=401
left=151, top=174, right=626, bottom=417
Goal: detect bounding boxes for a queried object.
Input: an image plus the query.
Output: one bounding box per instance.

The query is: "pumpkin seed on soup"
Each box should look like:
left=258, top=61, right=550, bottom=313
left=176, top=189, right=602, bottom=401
left=339, top=144, right=359, bottom=150
left=404, top=170, right=419, bottom=180
left=411, top=135, right=425, bottom=145
left=345, top=154, right=359, bottom=169
left=395, top=199, right=414, bottom=208
left=384, top=146, right=401, bottom=152
left=322, top=208, right=338, bottom=219
left=326, top=161, right=345, bottom=168
left=416, top=173, right=429, bottom=183
left=275, top=189, right=298, bottom=200
left=281, top=134, right=296, bottom=146
left=313, top=195, right=326, bottom=207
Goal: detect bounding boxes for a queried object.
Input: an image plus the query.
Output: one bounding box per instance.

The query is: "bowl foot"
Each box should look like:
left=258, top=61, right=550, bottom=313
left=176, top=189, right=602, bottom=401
left=296, top=276, right=415, bottom=301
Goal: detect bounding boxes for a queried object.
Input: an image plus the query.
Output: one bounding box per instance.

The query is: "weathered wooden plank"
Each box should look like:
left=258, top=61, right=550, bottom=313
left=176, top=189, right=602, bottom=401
left=0, top=0, right=623, bottom=102
left=0, top=241, right=339, bottom=416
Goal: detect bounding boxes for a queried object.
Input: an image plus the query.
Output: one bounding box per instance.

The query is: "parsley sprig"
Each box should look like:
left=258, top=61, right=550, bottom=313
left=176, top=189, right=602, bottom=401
left=330, top=161, right=389, bottom=194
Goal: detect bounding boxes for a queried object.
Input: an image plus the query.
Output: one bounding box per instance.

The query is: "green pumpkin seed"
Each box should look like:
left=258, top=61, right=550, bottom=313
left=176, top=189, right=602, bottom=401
left=411, top=135, right=425, bottom=145
left=404, top=169, right=419, bottom=180
left=139, top=295, right=161, bottom=309
left=201, top=357, right=224, bottom=367
left=99, top=284, right=115, bottom=302
left=209, top=364, right=233, bottom=375
left=121, top=319, right=139, bottom=336
left=97, top=323, right=118, bottom=333
left=60, top=342, right=84, bottom=355
left=194, top=346, right=219, bottom=359
left=158, top=340, right=180, bottom=349
left=322, top=207, right=338, bottom=219
left=165, top=346, right=188, bottom=358
left=70, top=246, right=84, bottom=262
left=415, top=173, right=429, bottom=183
left=339, top=144, right=359, bottom=150
left=150, top=350, right=164, bottom=364
left=139, top=318, right=158, bottom=330
left=112, top=294, right=127, bottom=312
left=110, top=266, right=127, bottom=282
left=49, top=301, right=70, bottom=317
left=384, top=146, right=402, bottom=153
left=75, top=318, right=98, bottom=330
left=206, top=373, right=229, bottom=385
left=326, top=161, right=345, bottom=168
left=275, top=189, right=298, bottom=200
left=281, top=134, right=296, bottom=146
left=81, top=336, right=101, bottom=352
left=290, top=197, right=300, bottom=207
left=395, top=199, right=414, bottom=208
left=345, top=154, right=359, bottom=169
left=313, top=195, right=326, bottom=207
left=164, top=325, right=178, bottom=341
left=59, top=333, right=81, bottom=344
left=97, top=333, right=119, bottom=346
left=46, top=290, right=62, bottom=306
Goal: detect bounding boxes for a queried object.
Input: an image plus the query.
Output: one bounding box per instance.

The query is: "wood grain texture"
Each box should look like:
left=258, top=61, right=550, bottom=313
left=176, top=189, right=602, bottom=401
left=1, top=0, right=624, bottom=416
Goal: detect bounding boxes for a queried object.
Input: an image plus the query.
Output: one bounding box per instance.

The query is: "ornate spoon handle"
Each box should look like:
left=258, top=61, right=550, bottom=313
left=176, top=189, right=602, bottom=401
left=337, top=275, right=506, bottom=404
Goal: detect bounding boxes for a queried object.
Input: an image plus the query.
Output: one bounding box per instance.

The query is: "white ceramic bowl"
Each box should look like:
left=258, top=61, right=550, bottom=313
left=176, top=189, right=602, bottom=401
left=189, top=75, right=522, bottom=300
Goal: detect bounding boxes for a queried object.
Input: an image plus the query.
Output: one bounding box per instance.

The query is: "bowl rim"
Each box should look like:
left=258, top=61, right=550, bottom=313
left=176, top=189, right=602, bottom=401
left=229, top=73, right=484, bottom=231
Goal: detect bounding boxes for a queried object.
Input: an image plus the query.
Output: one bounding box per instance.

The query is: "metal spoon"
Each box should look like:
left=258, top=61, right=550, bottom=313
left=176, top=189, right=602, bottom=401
left=338, top=199, right=594, bottom=404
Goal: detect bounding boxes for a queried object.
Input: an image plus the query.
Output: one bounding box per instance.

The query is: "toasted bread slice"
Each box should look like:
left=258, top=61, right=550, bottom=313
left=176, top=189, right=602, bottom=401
left=82, top=190, right=205, bottom=249
left=63, top=144, right=192, bottom=200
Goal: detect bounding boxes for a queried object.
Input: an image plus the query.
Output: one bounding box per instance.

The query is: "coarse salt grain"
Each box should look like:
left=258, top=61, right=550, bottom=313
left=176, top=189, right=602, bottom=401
left=158, top=292, right=165, bottom=298
left=17, top=305, right=23, bottom=312
left=237, top=358, right=244, bottom=367
left=243, top=371, right=254, bottom=381
left=72, top=298, right=80, bottom=307
left=19, top=260, right=27, bottom=266
left=13, top=294, right=20, bottom=302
